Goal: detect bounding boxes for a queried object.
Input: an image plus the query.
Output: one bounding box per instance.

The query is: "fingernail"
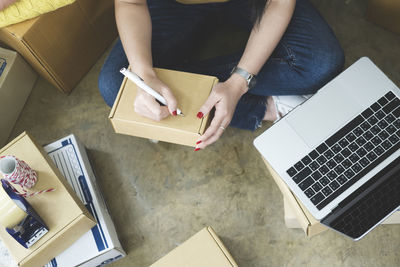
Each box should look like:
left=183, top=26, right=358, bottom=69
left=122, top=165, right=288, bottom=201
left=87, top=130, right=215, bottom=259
left=172, top=110, right=177, bottom=116
left=197, top=112, right=203, bottom=119
left=194, top=148, right=201, bottom=151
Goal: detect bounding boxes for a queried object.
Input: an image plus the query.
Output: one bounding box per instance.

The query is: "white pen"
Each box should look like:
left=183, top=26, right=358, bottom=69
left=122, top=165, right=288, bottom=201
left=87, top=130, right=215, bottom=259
left=120, top=68, right=184, bottom=116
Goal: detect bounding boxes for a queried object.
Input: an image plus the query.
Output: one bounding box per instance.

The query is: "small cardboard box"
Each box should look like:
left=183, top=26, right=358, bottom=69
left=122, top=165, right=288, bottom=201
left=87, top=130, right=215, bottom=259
left=0, top=132, right=96, bottom=267
left=367, top=0, right=400, bottom=35
left=263, top=158, right=400, bottom=237
left=0, top=47, right=37, bottom=147
left=43, top=134, right=126, bottom=267
left=109, top=68, right=218, bottom=147
left=150, top=226, right=238, bottom=267
left=0, top=0, right=117, bottom=94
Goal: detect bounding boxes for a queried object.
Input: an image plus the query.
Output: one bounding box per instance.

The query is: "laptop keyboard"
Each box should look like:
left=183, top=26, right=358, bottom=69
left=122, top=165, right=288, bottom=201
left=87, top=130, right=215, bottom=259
left=286, top=91, right=400, bottom=210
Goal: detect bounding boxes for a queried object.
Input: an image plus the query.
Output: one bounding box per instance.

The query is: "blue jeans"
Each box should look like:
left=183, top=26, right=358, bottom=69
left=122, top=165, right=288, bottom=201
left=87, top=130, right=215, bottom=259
left=98, top=0, right=344, bottom=130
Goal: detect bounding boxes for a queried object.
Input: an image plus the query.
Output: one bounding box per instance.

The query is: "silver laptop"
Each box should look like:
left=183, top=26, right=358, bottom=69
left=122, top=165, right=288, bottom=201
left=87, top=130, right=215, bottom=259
left=254, top=57, right=400, bottom=240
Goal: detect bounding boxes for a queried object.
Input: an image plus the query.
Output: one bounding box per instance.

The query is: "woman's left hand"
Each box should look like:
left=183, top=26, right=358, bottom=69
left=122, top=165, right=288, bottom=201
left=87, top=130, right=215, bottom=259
left=195, top=75, right=248, bottom=150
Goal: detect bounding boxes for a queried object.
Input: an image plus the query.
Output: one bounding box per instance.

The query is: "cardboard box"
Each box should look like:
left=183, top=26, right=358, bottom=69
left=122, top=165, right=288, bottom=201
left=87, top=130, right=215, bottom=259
left=367, top=0, right=400, bottom=35
left=110, top=68, right=218, bottom=147
left=43, top=134, right=125, bottom=267
left=0, top=47, right=37, bottom=147
left=0, top=0, right=117, bottom=94
left=263, top=158, right=400, bottom=237
left=151, top=226, right=238, bottom=267
left=0, top=132, right=96, bottom=267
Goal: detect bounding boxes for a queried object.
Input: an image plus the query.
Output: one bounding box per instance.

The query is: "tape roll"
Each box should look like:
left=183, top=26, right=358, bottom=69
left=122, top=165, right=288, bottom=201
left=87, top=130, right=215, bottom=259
left=0, top=185, right=27, bottom=228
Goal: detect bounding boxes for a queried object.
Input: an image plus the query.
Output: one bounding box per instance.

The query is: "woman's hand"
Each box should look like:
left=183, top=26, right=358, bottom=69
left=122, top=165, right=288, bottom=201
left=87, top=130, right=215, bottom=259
left=134, top=73, right=178, bottom=121
left=195, top=74, right=248, bottom=150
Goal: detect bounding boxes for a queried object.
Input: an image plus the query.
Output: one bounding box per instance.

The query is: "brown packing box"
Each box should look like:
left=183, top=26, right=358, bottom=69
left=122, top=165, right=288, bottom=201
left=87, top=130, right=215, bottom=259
left=367, top=0, right=400, bottom=35
left=0, top=132, right=96, bottom=267
left=0, top=0, right=117, bottom=94
left=150, top=226, right=238, bottom=267
left=110, top=68, right=218, bottom=147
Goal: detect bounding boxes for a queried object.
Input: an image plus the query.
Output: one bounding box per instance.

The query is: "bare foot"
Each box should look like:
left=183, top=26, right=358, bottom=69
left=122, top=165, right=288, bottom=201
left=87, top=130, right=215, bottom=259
left=263, top=96, right=279, bottom=121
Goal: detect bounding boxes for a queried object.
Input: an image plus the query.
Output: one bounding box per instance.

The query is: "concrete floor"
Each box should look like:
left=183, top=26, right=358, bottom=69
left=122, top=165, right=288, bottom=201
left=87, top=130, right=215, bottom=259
left=8, top=0, right=400, bottom=266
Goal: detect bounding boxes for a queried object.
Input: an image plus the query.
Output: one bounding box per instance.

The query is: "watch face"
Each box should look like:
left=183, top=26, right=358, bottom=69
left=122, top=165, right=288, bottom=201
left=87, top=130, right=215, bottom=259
left=249, top=76, right=257, bottom=89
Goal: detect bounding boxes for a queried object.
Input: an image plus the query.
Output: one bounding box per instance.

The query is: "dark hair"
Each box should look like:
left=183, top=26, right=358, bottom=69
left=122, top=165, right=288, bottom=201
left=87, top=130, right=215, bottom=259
left=250, top=0, right=270, bottom=26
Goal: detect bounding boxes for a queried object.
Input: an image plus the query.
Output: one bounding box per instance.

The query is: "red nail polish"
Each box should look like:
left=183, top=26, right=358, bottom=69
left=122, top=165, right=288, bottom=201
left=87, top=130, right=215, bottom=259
left=172, top=110, right=177, bottom=116
left=194, top=148, right=201, bottom=151
left=196, top=140, right=202, bottom=145
left=197, top=112, right=203, bottom=119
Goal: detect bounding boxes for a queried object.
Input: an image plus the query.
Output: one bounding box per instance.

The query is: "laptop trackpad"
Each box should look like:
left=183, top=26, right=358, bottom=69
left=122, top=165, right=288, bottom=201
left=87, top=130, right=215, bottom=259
left=286, top=83, right=363, bottom=148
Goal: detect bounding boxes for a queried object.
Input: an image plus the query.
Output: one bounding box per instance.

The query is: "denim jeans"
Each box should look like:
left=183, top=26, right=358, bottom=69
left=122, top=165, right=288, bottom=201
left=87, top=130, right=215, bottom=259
left=98, top=0, right=344, bottom=130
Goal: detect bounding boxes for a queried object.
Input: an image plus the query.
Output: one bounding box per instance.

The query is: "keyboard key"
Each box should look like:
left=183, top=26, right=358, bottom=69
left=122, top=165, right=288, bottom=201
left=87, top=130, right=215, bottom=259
left=329, top=180, right=340, bottom=191
left=384, top=114, right=396, bottom=123
left=349, top=142, right=359, bottom=152
left=331, top=144, right=342, bottom=153
left=334, top=154, right=345, bottom=164
left=381, top=140, right=392, bottom=150
left=373, top=146, right=384, bottom=156
left=309, top=161, right=319, bottom=171
left=383, top=98, right=400, bottom=114
left=320, top=177, right=330, bottom=186
left=356, top=147, right=367, bottom=157
left=394, top=119, right=400, bottom=129
left=353, top=127, right=364, bottom=136
left=378, top=130, right=389, bottom=140
left=371, top=136, right=382, bottom=146
left=378, top=120, right=389, bottom=129
left=367, top=116, right=378, bottom=125
left=334, top=165, right=345, bottom=174
left=288, top=169, right=300, bottom=181
left=346, top=133, right=357, bottom=142
left=323, top=150, right=334, bottom=160
left=301, top=155, right=312, bottom=165
left=339, top=138, right=349, bottom=148
left=342, top=159, right=352, bottom=168
left=312, top=182, right=323, bottom=192
left=326, top=159, right=337, bottom=169
left=393, top=106, right=400, bottom=117
left=341, top=148, right=352, bottom=157
left=317, top=155, right=327, bottom=165
left=304, top=188, right=315, bottom=198
left=344, top=169, right=355, bottom=179
left=322, top=186, right=333, bottom=196
left=376, top=110, right=385, bottom=120
left=299, top=177, right=314, bottom=190
left=377, top=96, right=388, bottom=106
left=366, top=152, right=377, bottom=162
left=359, top=157, right=369, bottom=167
left=294, top=161, right=305, bottom=171
left=337, top=174, right=347, bottom=185
left=351, top=163, right=362, bottom=173
left=327, top=170, right=338, bottom=180
left=362, top=130, right=374, bottom=140
left=364, top=142, right=374, bottom=151
left=316, top=143, right=328, bottom=153
left=386, top=125, right=397, bottom=135
left=319, top=165, right=329, bottom=175
left=370, top=125, right=381, bottom=135
left=360, top=121, right=371, bottom=131
left=355, top=136, right=367, bottom=146
left=308, top=150, right=319, bottom=160
left=361, top=108, right=373, bottom=119
left=311, top=170, right=322, bottom=180
left=385, top=91, right=395, bottom=100
left=370, top=102, right=380, bottom=111
left=389, top=134, right=399, bottom=144
left=349, top=153, right=360, bottom=163
left=292, top=167, right=312, bottom=183
left=310, top=192, right=325, bottom=205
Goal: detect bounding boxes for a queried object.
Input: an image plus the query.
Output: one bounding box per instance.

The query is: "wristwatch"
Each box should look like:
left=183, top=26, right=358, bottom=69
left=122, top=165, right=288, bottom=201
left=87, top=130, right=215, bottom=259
left=231, top=66, right=257, bottom=89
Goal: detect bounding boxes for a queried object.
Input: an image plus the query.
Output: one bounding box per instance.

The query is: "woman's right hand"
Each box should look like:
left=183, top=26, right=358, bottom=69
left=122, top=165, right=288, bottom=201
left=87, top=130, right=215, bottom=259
left=133, top=73, right=178, bottom=121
